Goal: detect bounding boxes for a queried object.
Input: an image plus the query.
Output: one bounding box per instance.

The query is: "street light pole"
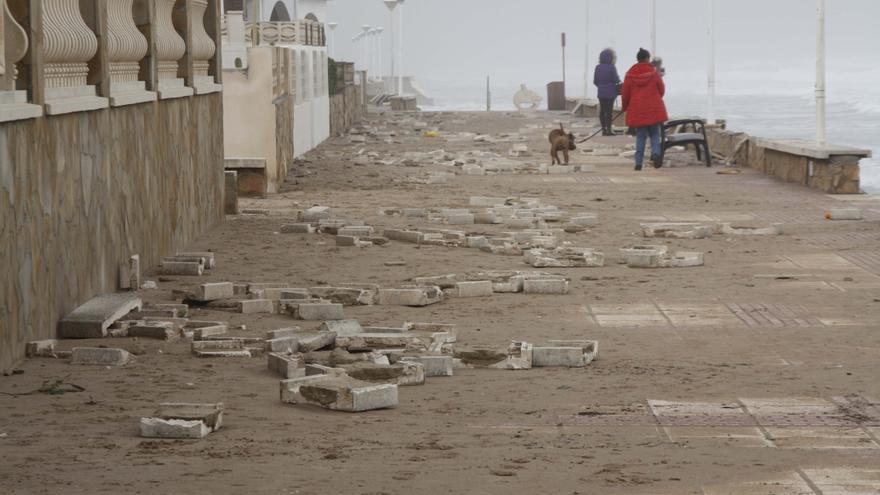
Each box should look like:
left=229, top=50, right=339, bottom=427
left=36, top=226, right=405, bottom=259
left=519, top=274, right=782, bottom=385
left=383, top=0, right=398, bottom=94
left=376, top=28, right=385, bottom=81
left=707, top=0, right=716, bottom=125
left=816, top=0, right=826, bottom=145
left=397, top=0, right=406, bottom=95
left=583, top=0, right=590, bottom=100
left=361, top=25, right=371, bottom=79
left=650, top=0, right=657, bottom=56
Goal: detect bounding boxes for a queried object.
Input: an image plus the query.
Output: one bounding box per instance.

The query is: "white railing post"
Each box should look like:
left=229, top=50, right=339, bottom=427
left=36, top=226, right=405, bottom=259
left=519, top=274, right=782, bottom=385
left=156, top=0, right=192, bottom=98
left=191, top=0, right=220, bottom=92
left=106, top=0, right=155, bottom=106
left=0, top=0, right=43, bottom=121
left=816, top=0, right=826, bottom=145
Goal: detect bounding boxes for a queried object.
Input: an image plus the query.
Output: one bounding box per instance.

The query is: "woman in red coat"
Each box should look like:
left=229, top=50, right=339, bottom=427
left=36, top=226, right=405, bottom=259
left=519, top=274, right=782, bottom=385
left=621, top=48, right=669, bottom=170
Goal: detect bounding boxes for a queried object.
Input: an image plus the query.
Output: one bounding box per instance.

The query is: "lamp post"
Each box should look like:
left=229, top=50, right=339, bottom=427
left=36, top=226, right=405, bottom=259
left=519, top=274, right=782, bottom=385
left=327, top=22, right=338, bottom=59
left=396, top=0, right=406, bottom=95
left=706, top=0, right=716, bottom=125
left=650, top=0, right=657, bottom=56
left=816, top=0, right=826, bottom=145
left=361, top=25, right=371, bottom=78
left=383, top=0, right=398, bottom=94
left=583, top=0, right=590, bottom=100
left=375, top=27, right=385, bottom=82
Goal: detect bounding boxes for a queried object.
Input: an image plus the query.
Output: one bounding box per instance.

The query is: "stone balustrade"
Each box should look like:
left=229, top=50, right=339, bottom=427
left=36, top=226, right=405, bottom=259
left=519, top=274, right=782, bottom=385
left=239, top=20, right=326, bottom=47
left=0, top=0, right=223, bottom=121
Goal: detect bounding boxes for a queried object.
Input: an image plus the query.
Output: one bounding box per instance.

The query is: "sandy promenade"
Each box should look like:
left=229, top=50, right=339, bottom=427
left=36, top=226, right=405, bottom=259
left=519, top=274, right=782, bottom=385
left=2, top=110, right=879, bottom=495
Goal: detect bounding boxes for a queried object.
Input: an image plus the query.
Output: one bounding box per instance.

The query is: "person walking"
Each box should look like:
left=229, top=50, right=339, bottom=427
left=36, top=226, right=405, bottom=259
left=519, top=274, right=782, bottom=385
left=621, top=48, right=668, bottom=170
left=593, top=48, right=621, bottom=136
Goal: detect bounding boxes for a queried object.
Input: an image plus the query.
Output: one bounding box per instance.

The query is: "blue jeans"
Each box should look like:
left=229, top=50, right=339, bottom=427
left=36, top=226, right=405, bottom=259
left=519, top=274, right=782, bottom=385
left=634, top=124, right=662, bottom=168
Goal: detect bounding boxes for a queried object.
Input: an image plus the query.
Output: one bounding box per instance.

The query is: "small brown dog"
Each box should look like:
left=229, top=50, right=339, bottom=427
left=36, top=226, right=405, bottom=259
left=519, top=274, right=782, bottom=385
left=549, top=124, right=576, bottom=165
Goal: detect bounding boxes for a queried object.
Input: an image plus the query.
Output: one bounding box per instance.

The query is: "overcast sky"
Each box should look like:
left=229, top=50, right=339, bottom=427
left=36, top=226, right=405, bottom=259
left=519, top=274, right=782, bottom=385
left=327, top=0, right=879, bottom=94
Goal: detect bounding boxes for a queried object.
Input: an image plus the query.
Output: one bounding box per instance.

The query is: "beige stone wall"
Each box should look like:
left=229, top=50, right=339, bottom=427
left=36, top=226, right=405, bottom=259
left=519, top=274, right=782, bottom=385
left=708, top=128, right=861, bottom=194
left=329, top=83, right=363, bottom=137
left=0, top=94, right=225, bottom=372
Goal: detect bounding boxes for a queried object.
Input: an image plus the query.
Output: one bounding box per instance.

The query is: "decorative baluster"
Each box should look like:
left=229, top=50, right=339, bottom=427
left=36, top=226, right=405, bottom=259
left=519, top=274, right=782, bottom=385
left=40, top=0, right=109, bottom=114
left=191, top=0, right=219, bottom=93
left=155, top=0, right=192, bottom=98
left=0, top=0, right=42, bottom=121
left=106, top=0, right=155, bottom=105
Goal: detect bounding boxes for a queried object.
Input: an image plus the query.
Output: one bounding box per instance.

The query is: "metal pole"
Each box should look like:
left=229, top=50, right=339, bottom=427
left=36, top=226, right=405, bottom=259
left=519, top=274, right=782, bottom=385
left=707, top=0, right=715, bottom=124
left=486, top=76, right=491, bottom=112
left=377, top=29, right=383, bottom=81
left=816, top=0, right=826, bottom=145
left=397, top=1, right=404, bottom=95
left=583, top=0, right=590, bottom=100
left=562, top=32, right=566, bottom=88
left=650, top=0, right=657, bottom=56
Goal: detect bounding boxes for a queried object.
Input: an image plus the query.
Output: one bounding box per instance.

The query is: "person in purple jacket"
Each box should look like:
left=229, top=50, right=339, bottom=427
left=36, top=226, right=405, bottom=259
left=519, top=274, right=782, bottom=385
left=594, top=48, right=621, bottom=136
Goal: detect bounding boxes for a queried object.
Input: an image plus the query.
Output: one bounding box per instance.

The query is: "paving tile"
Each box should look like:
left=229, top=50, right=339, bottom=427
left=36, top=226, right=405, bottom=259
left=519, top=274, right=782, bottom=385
left=541, top=177, right=577, bottom=183
left=740, top=397, right=841, bottom=417
left=589, top=304, right=669, bottom=328
left=649, top=400, right=746, bottom=417
left=839, top=252, right=880, bottom=276
left=665, top=426, right=772, bottom=447
left=762, top=427, right=879, bottom=449
left=608, top=176, right=673, bottom=184
left=785, top=254, right=863, bottom=272
left=803, top=468, right=880, bottom=495
left=711, top=213, right=758, bottom=222
left=574, top=175, right=612, bottom=183
left=664, top=213, right=716, bottom=222
left=726, top=304, right=825, bottom=328
left=658, top=303, right=745, bottom=328
left=703, top=471, right=815, bottom=495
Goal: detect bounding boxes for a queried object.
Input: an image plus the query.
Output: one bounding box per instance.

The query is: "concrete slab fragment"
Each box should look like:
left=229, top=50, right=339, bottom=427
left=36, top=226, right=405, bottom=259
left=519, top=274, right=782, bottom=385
left=454, top=281, right=493, bottom=298
left=268, top=353, right=306, bottom=378
left=71, top=347, right=131, bottom=366
left=378, top=287, right=443, bottom=307
left=59, top=293, right=143, bottom=339
left=298, top=378, right=398, bottom=412
left=156, top=402, right=224, bottom=431
left=296, top=303, right=344, bottom=321
left=139, top=418, right=209, bottom=439
left=523, top=279, right=569, bottom=294
left=400, top=356, right=454, bottom=377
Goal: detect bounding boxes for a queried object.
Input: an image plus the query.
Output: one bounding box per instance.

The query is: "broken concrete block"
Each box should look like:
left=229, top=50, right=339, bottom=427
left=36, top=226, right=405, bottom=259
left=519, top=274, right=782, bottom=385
left=157, top=402, right=224, bottom=431
left=527, top=236, right=558, bottom=249
left=474, top=213, right=502, bottom=224
left=281, top=223, right=316, bottom=234
left=265, top=337, right=298, bottom=353
left=466, top=236, right=490, bottom=248
left=194, top=282, right=234, bottom=302
left=413, top=274, right=458, bottom=289
left=470, top=196, right=507, bottom=207
left=320, top=320, right=363, bottom=336
left=660, top=252, right=704, bottom=268
left=159, top=261, right=204, bottom=276
left=177, top=252, right=215, bottom=270
left=278, top=289, right=311, bottom=300
left=128, top=321, right=178, bottom=341
left=58, top=293, right=143, bottom=339
left=318, top=219, right=348, bottom=234
left=404, top=322, right=458, bottom=342
left=490, top=341, right=533, bottom=370
left=296, top=332, right=337, bottom=352
left=626, top=250, right=664, bottom=268
left=298, top=377, right=398, bottom=412
left=341, top=361, right=426, bottom=386
left=71, top=347, right=131, bottom=366
left=454, top=281, right=494, bottom=298
left=523, top=279, right=570, bottom=295
left=547, top=340, right=599, bottom=365
left=192, top=340, right=245, bottom=351
left=193, top=350, right=252, bottom=358
left=139, top=418, right=209, bottom=439
left=619, top=245, right=669, bottom=264
left=377, top=287, right=443, bottom=307
left=402, top=208, right=427, bottom=218
left=335, top=333, right=421, bottom=350
left=532, top=347, right=587, bottom=367
left=152, top=303, right=189, bottom=318
left=641, top=222, right=715, bottom=239
left=524, top=248, right=605, bottom=268
left=338, top=226, right=374, bottom=237
left=268, top=353, right=306, bottom=378
left=301, top=206, right=331, bottom=222
left=825, top=208, right=862, bottom=220
left=187, top=321, right=228, bottom=339
left=265, top=327, right=301, bottom=340
left=383, top=229, right=425, bottom=243
left=248, top=282, right=290, bottom=293
left=237, top=299, right=275, bottom=314
left=308, top=287, right=373, bottom=306
left=400, top=356, right=454, bottom=377
left=280, top=374, right=344, bottom=403
left=335, top=235, right=362, bottom=247
left=720, top=223, right=784, bottom=236
left=26, top=339, right=57, bottom=358
left=296, top=303, right=344, bottom=321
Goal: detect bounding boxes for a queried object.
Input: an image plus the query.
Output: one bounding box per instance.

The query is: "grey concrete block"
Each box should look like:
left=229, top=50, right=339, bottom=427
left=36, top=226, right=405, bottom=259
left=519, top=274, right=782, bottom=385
left=524, top=248, right=605, bottom=268
left=454, top=281, right=494, bottom=298
left=140, top=418, right=209, bottom=439
left=377, top=287, right=443, bottom=307
left=490, top=341, right=533, bottom=370
left=268, top=353, right=306, bottom=378
left=296, top=332, right=337, bottom=352
left=156, top=402, right=224, bottom=431
left=265, top=337, right=298, bottom=353
left=265, top=327, right=301, bottom=339
left=128, top=321, right=178, bottom=341
left=827, top=208, right=862, bottom=220
left=298, top=378, right=399, bottom=412
left=338, top=226, right=374, bottom=237
left=178, top=252, right=215, bottom=270
left=301, top=206, right=331, bottom=222
left=532, top=347, right=586, bottom=367
left=400, top=356, right=454, bottom=377
left=71, top=347, right=131, bottom=366
left=641, top=222, right=715, bottom=239
left=320, top=320, right=363, bottom=336
left=413, top=274, right=458, bottom=289
left=192, top=340, right=245, bottom=351
left=26, top=339, right=57, bottom=358
left=335, top=333, right=420, bottom=350
left=296, top=303, right=344, bottom=321
left=341, top=361, right=426, bottom=386
left=237, top=299, right=274, bottom=314
left=571, top=215, right=598, bottom=227
left=159, top=261, right=204, bottom=276
left=281, top=223, right=316, bottom=234
left=548, top=340, right=599, bottom=364
left=309, top=287, right=373, bottom=306
left=336, top=235, right=359, bottom=246
left=383, top=229, right=424, bottom=243
left=523, top=279, right=570, bottom=295
left=58, top=293, right=142, bottom=339
left=193, top=350, right=252, bottom=358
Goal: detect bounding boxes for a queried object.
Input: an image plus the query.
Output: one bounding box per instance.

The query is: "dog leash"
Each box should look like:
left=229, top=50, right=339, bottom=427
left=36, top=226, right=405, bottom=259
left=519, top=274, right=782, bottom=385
left=576, top=111, right=625, bottom=144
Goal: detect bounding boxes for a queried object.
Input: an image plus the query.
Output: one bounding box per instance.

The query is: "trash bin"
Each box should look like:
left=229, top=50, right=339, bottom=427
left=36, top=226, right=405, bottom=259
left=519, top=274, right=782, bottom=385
left=546, top=82, right=566, bottom=111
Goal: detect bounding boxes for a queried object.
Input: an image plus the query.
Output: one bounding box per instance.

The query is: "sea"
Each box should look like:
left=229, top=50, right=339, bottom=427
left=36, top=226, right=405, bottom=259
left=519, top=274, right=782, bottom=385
left=418, top=67, right=879, bottom=194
